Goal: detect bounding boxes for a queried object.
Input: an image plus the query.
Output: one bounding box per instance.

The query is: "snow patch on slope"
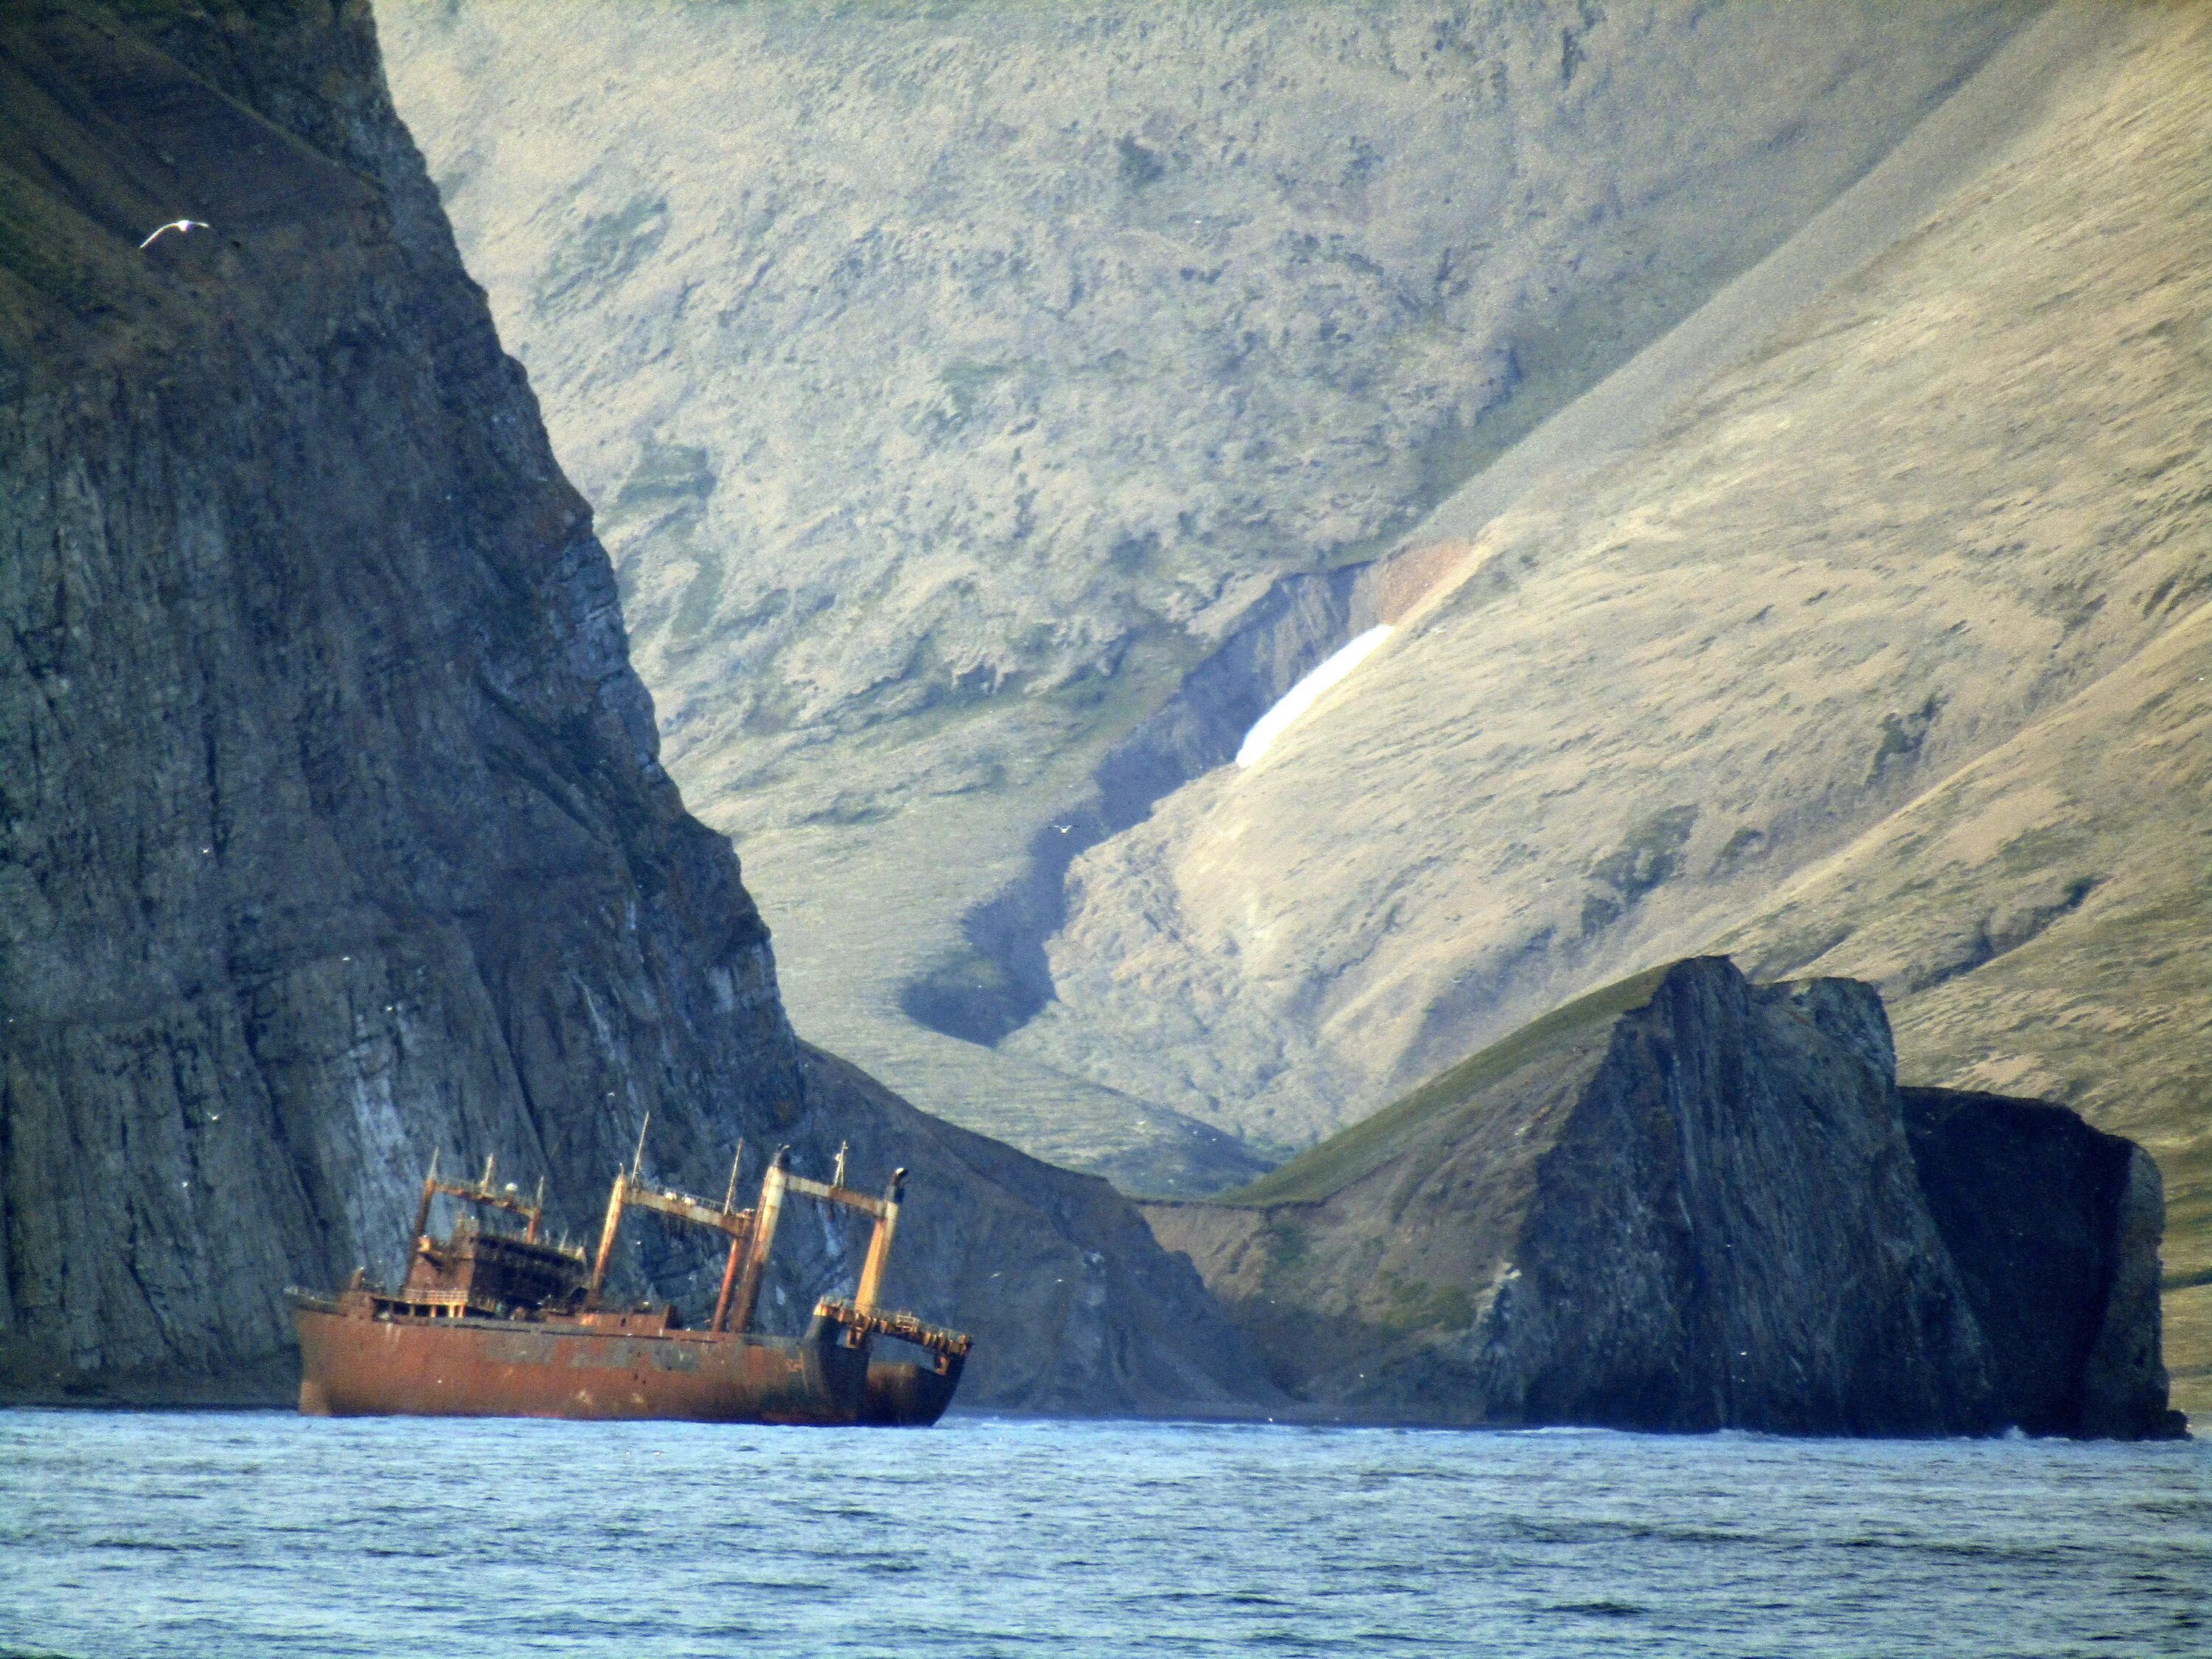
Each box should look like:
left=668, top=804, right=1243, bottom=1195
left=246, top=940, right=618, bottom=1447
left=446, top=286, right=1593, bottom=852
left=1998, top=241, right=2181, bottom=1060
left=1237, top=625, right=1394, bottom=768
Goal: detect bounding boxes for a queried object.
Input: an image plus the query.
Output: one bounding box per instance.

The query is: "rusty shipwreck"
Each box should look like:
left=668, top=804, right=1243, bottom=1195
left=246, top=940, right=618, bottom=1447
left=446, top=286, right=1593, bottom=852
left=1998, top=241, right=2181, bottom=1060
left=288, top=1138, right=971, bottom=1426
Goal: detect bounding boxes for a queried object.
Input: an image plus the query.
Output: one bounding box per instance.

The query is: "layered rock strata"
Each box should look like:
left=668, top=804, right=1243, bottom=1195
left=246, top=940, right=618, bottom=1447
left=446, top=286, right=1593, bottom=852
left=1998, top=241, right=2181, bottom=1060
left=0, top=0, right=1259, bottom=1413
left=1144, top=959, right=2180, bottom=1437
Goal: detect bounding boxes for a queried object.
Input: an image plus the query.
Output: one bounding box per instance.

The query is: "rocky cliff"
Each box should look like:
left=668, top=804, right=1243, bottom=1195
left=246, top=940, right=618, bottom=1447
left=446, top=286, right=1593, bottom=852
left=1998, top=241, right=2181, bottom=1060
left=0, top=0, right=1260, bottom=1413
left=1144, top=959, right=2181, bottom=1438
left=1900, top=1086, right=2171, bottom=1441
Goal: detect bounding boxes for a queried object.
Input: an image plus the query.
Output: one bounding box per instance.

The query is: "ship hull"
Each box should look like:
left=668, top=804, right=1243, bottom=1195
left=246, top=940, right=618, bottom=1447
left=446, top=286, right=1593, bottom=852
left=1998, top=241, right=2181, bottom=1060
left=860, top=1355, right=966, bottom=1427
left=293, top=1300, right=872, bottom=1425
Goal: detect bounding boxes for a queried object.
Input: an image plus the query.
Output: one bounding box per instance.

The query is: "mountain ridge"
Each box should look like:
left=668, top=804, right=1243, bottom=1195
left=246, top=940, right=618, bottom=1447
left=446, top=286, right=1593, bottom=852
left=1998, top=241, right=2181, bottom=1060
left=1007, top=1, right=2211, bottom=1413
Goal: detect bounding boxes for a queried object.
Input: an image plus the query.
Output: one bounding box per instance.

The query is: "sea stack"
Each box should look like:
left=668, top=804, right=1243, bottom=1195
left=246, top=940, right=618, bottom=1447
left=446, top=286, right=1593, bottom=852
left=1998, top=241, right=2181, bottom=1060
left=1144, top=958, right=2183, bottom=1438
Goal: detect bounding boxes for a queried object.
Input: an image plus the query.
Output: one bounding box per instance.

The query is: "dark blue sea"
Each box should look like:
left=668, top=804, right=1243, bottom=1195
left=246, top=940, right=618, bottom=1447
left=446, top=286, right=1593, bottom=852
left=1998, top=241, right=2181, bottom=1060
left=1, top=1411, right=2205, bottom=1658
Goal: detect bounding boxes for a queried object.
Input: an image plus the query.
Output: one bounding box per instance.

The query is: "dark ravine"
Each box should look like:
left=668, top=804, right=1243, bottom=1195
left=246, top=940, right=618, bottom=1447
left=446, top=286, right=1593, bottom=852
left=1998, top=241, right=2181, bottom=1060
left=907, top=536, right=1464, bottom=1060
left=0, top=0, right=1263, bottom=1415
left=1144, top=959, right=2183, bottom=1438
left=905, top=558, right=1376, bottom=1051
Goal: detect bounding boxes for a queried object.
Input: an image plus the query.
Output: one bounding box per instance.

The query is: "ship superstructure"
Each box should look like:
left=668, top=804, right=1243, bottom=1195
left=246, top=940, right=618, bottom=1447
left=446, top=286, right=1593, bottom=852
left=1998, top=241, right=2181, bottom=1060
left=289, top=1138, right=970, bottom=1425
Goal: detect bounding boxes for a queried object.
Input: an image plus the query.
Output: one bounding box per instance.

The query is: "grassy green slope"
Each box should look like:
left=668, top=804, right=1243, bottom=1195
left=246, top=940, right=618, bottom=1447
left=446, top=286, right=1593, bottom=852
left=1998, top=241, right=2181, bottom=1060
left=1225, top=963, right=1669, bottom=1206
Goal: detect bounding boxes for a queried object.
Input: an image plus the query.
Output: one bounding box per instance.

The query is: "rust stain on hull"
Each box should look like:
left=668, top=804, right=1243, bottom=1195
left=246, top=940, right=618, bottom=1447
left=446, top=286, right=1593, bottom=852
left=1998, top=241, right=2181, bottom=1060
left=293, top=1299, right=962, bottom=1425
left=290, top=1141, right=971, bottom=1427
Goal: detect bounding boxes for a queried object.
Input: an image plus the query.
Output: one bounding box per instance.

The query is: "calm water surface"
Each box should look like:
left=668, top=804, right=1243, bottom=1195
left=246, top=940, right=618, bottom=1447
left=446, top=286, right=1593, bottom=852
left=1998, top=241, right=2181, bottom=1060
left=1, top=1411, right=2205, bottom=1658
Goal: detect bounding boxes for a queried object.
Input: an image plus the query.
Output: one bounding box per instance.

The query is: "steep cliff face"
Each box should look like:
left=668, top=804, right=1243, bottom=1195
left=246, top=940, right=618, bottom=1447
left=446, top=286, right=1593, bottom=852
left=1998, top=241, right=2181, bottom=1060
left=1900, top=1088, right=2171, bottom=1441
left=377, top=0, right=2034, bottom=1183
left=0, top=0, right=1260, bottom=1412
left=1144, top=959, right=2180, bottom=1437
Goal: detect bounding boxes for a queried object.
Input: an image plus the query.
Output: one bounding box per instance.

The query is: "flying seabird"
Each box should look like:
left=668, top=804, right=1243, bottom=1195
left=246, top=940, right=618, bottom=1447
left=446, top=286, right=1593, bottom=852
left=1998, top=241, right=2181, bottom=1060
left=139, top=219, right=209, bottom=248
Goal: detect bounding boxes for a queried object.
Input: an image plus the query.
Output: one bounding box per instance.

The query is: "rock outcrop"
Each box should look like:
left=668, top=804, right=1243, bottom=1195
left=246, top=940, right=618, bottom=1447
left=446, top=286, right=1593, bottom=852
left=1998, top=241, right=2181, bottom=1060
left=1900, top=1088, right=2174, bottom=1441
left=1144, top=959, right=2182, bottom=1437
left=0, top=0, right=1262, bottom=1414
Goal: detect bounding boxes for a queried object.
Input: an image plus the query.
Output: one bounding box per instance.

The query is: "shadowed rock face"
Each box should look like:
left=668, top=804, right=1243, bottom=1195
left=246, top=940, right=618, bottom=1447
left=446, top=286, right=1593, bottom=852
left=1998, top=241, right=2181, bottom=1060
left=1900, top=1088, right=2173, bottom=1441
left=1145, top=960, right=2180, bottom=1438
left=0, top=0, right=1262, bottom=1415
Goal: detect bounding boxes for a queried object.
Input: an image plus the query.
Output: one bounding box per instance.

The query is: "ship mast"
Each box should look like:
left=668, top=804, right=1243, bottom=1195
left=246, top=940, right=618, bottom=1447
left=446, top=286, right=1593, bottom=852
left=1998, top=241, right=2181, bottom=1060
left=586, top=1132, right=911, bottom=1336
left=410, top=1147, right=549, bottom=1247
